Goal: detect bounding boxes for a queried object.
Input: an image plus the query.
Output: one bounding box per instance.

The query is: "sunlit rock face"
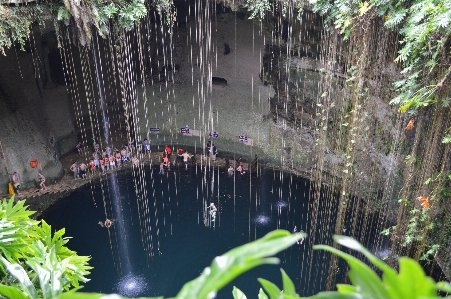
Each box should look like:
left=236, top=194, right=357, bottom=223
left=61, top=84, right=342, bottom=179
left=0, top=5, right=399, bottom=195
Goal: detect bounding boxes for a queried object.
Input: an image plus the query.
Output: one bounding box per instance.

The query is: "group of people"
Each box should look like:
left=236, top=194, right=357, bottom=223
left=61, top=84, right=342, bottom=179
left=159, top=144, right=196, bottom=173
left=70, top=142, right=140, bottom=180
left=11, top=171, right=46, bottom=196
left=227, top=157, right=247, bottom=176
left=8, top=137, right=253, bottom=197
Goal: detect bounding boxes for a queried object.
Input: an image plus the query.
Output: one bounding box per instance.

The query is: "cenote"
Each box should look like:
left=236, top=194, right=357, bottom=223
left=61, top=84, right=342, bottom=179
left=42, top=164, right=388, bottom=298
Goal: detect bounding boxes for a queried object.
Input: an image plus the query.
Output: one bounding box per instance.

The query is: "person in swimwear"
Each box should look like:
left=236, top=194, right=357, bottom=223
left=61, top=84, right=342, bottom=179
left=38, top=172, right=46, bottom=191
left=99, top=219, right=114, bottom=228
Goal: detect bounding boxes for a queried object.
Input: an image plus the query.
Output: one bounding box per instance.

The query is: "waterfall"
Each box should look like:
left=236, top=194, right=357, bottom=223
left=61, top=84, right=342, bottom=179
left=47, top=0, right=451, bottom=293
left=92, top=33, right=132, bottom=274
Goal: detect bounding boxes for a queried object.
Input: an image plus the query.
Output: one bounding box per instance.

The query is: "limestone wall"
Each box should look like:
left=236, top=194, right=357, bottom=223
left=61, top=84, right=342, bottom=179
left=0, top=29, right=77, bottom=192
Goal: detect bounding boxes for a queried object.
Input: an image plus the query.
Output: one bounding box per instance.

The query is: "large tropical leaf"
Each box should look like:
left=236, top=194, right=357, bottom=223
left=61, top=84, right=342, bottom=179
left=173, top=230, right=303, bottom=299
left=1, top=257, right=36, bottom=299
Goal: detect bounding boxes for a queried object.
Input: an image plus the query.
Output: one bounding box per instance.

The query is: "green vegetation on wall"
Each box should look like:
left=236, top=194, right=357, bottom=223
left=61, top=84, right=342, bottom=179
left=313, top=0, right=451, bottom=135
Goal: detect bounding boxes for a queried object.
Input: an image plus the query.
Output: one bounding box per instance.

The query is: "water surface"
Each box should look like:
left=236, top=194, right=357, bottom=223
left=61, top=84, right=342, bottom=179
left=43, top=165, right=381, bottom=297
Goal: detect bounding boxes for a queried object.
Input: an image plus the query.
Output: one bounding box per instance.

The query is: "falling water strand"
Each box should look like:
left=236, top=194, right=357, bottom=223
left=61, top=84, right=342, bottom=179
left=93, top=32, right=132, bottom=275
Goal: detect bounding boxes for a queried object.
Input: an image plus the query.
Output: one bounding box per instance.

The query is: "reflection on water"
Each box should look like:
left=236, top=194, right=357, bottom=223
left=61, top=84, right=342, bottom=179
left=254, top=214, right=271, bottom=226
left=115, top=273, right=148, bottom=297
left=42, top=166, right=388, bottom=298
left=275, top=200, right=288, bottom=208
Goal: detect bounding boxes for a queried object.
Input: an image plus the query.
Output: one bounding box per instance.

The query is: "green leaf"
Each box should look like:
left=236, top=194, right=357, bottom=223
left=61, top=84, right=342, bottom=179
left=258, top=278, right=281, bottom=299
left=174, top=230, right=303, bottom=299
left=58, top=293, right=137, bottom=299
left=1, top=257, right=36, bottom=299
left=395, top=257, right=437, bottom=297
left=258, top=288, right=269, bottom=299
left=436, top=281, right=451, bottom=293
left=315, top=243, right=391, bottom=298
left=442, top=134, right=451, bottom=144
left=309, top=292, right=363, bottom=298
left=336, top=284, right=357, bottom=293
left=281, top=269, right=296, bottom=296
left=233, top=286, right=247, bottom=299
left=0, top=283, right=28, bottom=299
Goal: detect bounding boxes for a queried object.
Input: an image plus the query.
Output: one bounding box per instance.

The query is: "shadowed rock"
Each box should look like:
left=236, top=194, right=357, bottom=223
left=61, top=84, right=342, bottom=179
left=212, top=77, right=227, bottom=86
left=224, top=43, right=230, bottom=55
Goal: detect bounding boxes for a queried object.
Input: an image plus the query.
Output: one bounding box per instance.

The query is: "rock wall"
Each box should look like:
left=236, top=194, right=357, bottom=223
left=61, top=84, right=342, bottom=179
left=0, top=28, right=77, bottom=192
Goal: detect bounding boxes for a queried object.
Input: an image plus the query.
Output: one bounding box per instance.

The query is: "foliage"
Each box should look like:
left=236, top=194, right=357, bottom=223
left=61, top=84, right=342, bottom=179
left=54, top=234, right=451, bottom=299
left=0, top=0, right=149, bottom=51
left=313, top=0, right=451, bottom=115
left=232, top=236, right=451, bottom=299
left=307, top=236, right=451, bottom=299
left=0, top=196, right=92, bottom=299
left=59, top=0, right=148, bottom=45
left=245, top=0, right=271, bottom=19
left=154, top=0, right=176, bottom=27
left=58, top=230, right=304, bottom=299
left=0, top=3, right=47, bottom=55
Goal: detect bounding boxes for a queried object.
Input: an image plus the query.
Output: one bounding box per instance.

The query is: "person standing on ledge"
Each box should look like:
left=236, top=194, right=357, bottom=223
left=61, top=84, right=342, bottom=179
left=12, top=172, right=21, bottom=195
left=132, top=156, right=139, bottom=167
left=211, top=144, right=218, bottom=162
left=38, top=172, right=46, bottom=191
left=76, top=141, right=82, bottom=155
left=164, top=144, right=172, bottom=158
left=142, top=138, right=150, bottom=154
left=70, top=162, right=78, bottom=179
left=178, top=151, right=193, bottom=169
left=79, top=162, right=87, bottom=179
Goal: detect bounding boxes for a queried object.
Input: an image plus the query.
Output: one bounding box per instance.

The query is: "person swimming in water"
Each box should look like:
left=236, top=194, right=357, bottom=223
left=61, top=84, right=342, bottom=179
left=209, top=203, right=217, bottom=221
left=228, top=165, right=234, bottom=175
left=293, top=226, right=305, bottom=244
left=99, top=218, right=114, bottom=228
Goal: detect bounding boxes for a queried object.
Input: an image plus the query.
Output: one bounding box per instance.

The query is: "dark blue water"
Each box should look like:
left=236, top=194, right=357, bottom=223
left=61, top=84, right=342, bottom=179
left=42, top=166, right=386, bottom=298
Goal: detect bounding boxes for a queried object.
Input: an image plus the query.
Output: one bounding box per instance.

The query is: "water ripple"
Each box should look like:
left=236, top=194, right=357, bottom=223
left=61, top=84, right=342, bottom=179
left=115, top=273, right=148, bottom=298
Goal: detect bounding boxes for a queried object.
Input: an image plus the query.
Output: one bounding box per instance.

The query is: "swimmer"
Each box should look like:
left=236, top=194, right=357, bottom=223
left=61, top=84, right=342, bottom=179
left=105, top=219, right=112, bottom=228
left=299, top=234, right=305, bottom=244
left=293, top=226, right=304, bottom=244
left=99, top=219, right=114, bottom=228
left=209, top=203, right=217, bottom=221
left=163, top=156, right=170, bottom=167
left=178, top=151, right=193, bottom=169
left=228, top=165, right=234, bottom=175
left=236, top=165, right=246, bottom=175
